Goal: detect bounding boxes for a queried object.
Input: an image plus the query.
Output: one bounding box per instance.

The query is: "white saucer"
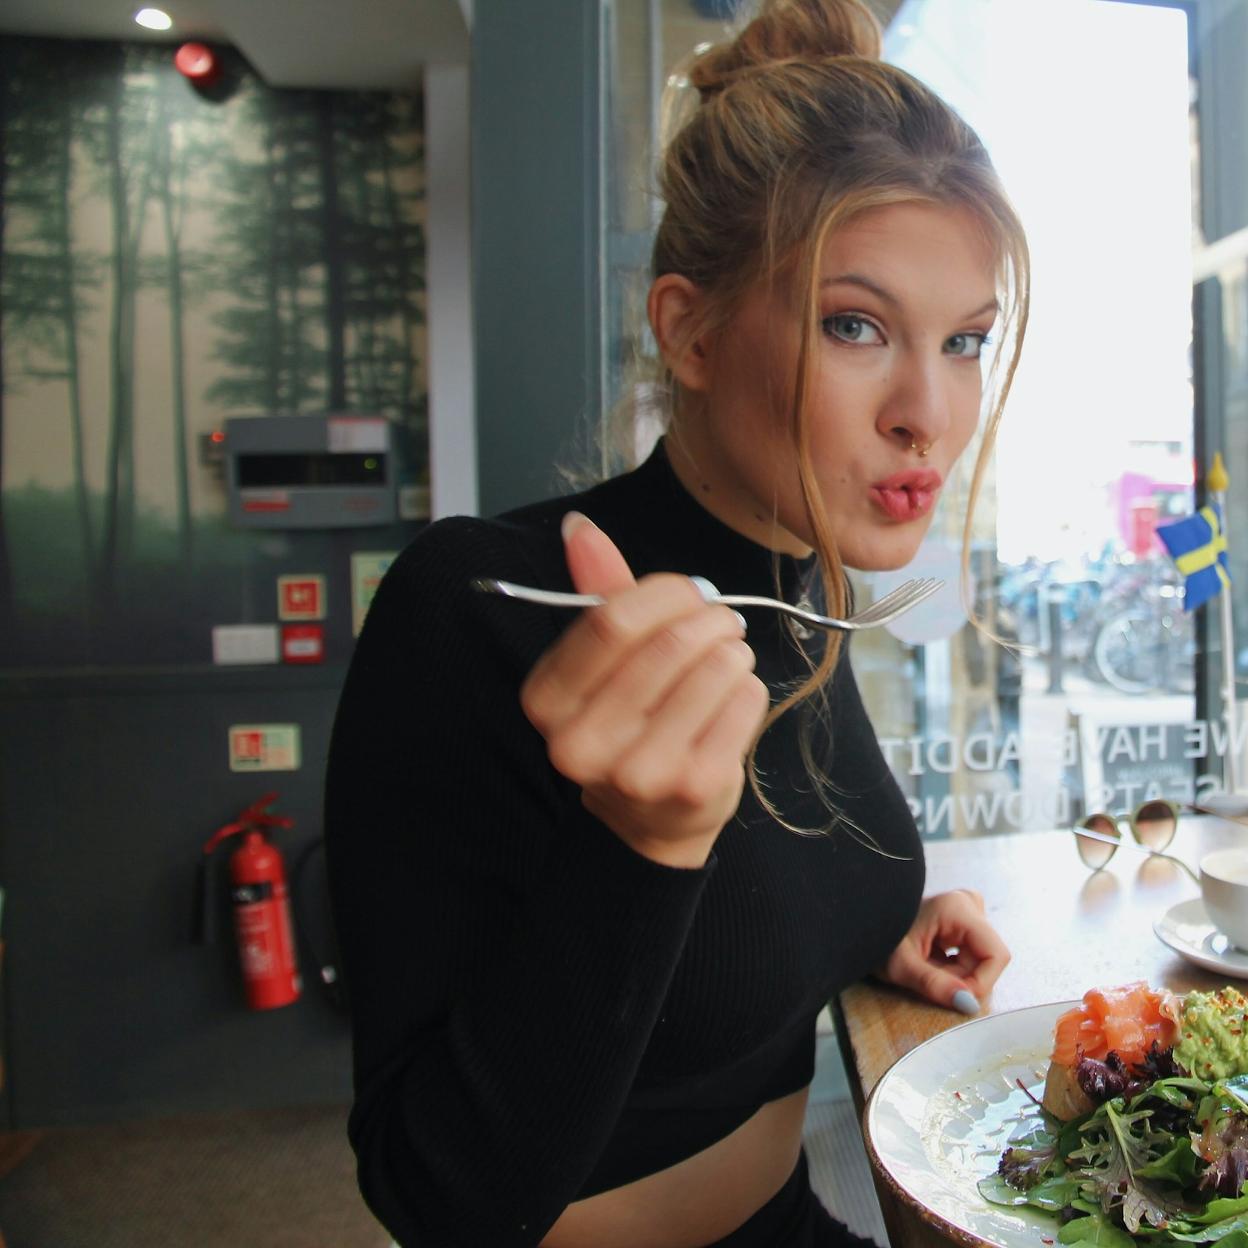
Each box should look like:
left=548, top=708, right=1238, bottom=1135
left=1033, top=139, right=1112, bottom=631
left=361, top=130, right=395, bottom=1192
left=1197, top=793, right=1248, bottom=819
left=1154, top=897, right=1248, bottom=979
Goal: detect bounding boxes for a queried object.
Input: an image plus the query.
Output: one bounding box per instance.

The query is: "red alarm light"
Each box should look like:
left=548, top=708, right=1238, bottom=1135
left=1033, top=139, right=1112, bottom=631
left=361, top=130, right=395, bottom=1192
left=175, top=43, right=220, bottom=87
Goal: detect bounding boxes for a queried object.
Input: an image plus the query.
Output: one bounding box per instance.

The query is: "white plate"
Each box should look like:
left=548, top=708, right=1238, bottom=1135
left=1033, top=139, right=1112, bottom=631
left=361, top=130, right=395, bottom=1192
left=864, top=1000, right=1076, bottom=1248
left=1153, top=896, right=1248, bottom=979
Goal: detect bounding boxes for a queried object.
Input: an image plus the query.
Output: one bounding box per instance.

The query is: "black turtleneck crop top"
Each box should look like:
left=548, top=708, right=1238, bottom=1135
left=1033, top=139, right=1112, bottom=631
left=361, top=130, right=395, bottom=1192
left=324, top=440, right=925, bottom=1247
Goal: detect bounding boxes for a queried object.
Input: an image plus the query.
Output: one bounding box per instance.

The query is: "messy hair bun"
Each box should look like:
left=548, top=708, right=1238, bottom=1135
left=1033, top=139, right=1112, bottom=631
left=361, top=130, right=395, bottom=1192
left=688, top=0, right=882, bottom=100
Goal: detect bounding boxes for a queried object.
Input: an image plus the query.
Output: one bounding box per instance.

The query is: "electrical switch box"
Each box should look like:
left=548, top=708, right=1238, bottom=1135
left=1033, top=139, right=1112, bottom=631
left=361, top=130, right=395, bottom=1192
left=224, top=414, right=398, bottom=529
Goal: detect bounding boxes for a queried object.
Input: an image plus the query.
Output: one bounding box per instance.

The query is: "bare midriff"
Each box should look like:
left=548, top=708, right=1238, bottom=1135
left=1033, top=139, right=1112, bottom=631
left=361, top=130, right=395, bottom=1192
left=539, top=1085, right=810, bottom=1248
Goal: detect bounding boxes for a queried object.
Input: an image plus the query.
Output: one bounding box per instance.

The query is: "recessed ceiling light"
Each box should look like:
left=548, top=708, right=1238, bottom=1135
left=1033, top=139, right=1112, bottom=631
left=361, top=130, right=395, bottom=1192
left=134, top=8, right=173, bottom=30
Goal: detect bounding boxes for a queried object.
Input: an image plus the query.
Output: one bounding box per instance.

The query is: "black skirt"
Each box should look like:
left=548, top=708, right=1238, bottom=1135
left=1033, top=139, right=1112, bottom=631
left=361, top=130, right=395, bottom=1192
left=704, top=1151, right=881, bottom=1248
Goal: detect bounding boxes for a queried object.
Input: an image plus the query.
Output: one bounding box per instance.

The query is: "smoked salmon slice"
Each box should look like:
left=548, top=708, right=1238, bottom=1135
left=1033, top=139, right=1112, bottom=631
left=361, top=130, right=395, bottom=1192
left=1050, top=981, right=1180, bottom=1067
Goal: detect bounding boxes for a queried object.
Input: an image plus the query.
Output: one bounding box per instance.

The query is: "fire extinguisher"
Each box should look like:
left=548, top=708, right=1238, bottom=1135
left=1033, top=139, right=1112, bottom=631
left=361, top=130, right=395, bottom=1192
left=195, top=793, right=302, bottom=1011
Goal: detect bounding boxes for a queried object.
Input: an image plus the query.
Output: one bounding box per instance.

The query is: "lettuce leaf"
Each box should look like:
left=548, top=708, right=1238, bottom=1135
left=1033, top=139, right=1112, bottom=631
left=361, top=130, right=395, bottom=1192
left=1057, top=1211, right=1137, bottom=1246
left=977, top=1173, right=1033, bottom=1207
left=1066, top=1102, right=1196, bottom=1233
left=1136, top=1137, right=1200, bottom=1186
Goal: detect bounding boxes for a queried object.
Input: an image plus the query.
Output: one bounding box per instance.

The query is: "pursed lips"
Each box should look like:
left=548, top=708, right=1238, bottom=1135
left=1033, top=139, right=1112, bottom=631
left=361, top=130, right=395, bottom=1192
left=868, top=468, right=944, bottom=522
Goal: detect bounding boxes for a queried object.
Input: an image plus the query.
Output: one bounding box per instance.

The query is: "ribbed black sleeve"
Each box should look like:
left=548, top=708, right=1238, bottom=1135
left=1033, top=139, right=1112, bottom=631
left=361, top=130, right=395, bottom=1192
left=324, top=442, right=925, bottom=1247
left=325, top=517, right=717, bottom=1246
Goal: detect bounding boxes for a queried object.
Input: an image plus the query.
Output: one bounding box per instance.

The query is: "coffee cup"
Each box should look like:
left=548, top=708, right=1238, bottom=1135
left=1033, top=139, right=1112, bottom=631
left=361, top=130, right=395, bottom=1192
left=1200, top=847, right=1248, bottom=950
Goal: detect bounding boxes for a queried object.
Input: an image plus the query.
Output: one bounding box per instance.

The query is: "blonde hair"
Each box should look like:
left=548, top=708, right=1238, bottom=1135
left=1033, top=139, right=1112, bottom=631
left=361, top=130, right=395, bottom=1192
left=638, top=0, right=1030, bottom=836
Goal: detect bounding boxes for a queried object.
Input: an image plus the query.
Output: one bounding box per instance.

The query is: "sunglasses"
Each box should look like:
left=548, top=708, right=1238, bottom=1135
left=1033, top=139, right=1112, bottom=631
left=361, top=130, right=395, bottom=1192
left=1074, top=799, right=1183, bottom=871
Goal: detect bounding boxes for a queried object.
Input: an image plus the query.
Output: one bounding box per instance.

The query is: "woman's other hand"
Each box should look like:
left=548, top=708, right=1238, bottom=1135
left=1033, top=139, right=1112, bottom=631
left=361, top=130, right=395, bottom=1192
left=875, top=889, right=1011, bottom=1015
left=520, top=512, right=770, bottom=870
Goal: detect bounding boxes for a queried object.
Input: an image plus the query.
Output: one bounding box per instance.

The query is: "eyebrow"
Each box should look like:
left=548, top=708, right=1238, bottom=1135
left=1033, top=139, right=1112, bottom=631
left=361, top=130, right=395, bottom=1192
left=820, top=273, right=1000, bottom=321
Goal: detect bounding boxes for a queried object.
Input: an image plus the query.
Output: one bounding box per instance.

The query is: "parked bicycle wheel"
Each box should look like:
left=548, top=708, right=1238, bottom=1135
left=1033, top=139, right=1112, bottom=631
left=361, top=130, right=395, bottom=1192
left=1092, top=609, right=1194, bottom=695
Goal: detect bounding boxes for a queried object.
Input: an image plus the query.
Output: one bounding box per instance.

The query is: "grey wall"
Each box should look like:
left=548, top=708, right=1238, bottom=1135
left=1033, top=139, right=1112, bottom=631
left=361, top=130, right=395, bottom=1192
left=0, top=667, right=352, bottom=1128
left=472, top=0, right=604, bottom=516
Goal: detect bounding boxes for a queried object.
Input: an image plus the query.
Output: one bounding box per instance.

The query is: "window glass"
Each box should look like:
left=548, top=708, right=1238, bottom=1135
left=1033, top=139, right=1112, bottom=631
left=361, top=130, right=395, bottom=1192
left=854, top=0, right=1200, bottom=838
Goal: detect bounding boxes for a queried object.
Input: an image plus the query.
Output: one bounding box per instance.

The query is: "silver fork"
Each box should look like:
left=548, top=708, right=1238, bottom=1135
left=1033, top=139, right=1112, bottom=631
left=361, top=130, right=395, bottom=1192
left=471, top=576, right=944, bottom=633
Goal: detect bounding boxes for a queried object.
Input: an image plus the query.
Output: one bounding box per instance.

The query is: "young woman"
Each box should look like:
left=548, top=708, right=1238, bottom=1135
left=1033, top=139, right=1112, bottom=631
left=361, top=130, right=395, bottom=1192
left=324, top=1, right=1026, bottom=1244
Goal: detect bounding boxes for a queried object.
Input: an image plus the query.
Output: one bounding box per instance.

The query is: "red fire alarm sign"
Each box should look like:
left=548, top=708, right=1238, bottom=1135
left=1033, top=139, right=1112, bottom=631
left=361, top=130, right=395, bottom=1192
left=277, top=575, right=326, bottom=621
left=281, top=625, right=324, bottom=665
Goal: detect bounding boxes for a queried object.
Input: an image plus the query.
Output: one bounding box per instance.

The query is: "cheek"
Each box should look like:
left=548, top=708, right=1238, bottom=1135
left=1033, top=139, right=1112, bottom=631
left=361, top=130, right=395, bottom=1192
left=717, top=340, right=791, bottom=431
left=951, top=376, right=985, bottom=446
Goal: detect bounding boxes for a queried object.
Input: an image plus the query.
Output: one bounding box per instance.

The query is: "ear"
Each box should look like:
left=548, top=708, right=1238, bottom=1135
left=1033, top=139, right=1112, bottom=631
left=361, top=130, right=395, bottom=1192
left=647, top=274, right=715, bottom=393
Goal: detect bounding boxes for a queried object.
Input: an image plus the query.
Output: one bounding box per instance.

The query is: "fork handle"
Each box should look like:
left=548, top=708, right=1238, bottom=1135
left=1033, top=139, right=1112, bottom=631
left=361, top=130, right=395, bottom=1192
left=474, top=578, right=767, bottom=613
left=473, top=578, right=840, bottom=629
left=472, top=579, right=608, bottom=609
left=475, top=578, right=789, bottom=612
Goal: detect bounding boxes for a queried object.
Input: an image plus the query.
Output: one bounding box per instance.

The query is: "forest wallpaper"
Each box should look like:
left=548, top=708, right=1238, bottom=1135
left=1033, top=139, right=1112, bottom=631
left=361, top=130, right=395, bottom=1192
left=0, top=38, right=428, bottom=668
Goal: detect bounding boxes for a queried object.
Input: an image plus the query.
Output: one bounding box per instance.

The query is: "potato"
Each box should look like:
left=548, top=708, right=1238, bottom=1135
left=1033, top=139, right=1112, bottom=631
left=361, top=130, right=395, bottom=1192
left=1041, top=1060, right=1095, bottom=1121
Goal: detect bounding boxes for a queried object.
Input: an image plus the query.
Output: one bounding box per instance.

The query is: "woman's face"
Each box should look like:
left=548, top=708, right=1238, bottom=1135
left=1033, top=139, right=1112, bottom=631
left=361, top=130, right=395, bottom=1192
left=671, top=200, right=1000, bottom=571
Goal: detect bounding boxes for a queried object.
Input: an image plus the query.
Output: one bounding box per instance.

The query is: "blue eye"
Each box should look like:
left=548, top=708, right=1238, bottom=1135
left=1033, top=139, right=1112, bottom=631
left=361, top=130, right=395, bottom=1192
left=823, top=314, right=884, bottom=345
left=946, top=333, right=992, bottom=359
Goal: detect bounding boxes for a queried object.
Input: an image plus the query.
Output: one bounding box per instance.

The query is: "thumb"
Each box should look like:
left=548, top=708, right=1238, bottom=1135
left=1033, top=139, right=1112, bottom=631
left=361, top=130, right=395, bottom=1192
left=562, top=511, right=636, bottom=597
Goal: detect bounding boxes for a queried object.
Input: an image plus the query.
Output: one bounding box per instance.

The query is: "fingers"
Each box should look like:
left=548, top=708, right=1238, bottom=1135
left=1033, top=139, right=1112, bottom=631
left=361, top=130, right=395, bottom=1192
left=883, top=891, right=1011, bottom=1013
left=913, top=961, right=982, bottom=1016
left=689, top=665, right=772, bottom=776
left=918, top=931, right=1010, bottom=1013
left=931, top=892, right=1011, bottom=998
left=888, top=946, right=987, bottom=1015
left=542, top=611, right=755, bottom=787
left=955, top=922, right=1011, bottom=998
left=610, top=644, right=768, bottom=802
left=523, top=573, right=737, bottom=741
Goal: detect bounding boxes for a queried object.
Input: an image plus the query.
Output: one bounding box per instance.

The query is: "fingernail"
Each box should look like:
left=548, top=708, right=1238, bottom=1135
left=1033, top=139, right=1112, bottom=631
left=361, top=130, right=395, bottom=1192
left=689, top=575, right=720, bottom=602
left=561, top=511, right=594, bottom=541
left=952, top=989, right=980, bottom=1016
left=732, top=610, right=748, bottom=634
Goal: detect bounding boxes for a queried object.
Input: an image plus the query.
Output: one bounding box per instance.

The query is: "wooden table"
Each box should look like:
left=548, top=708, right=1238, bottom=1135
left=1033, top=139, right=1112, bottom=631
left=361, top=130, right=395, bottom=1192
left=834, top=815, right=1248, bottom=1247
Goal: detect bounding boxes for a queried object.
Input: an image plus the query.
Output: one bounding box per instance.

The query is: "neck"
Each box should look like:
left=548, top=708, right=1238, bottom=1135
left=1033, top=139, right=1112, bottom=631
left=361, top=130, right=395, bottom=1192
left=663, top=423, right=813, bottom=559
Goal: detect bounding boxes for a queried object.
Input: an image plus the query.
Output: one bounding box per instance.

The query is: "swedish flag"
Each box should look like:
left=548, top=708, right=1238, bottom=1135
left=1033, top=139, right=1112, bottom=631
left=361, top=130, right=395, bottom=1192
left=1157, top=502, right=1231, bottom=612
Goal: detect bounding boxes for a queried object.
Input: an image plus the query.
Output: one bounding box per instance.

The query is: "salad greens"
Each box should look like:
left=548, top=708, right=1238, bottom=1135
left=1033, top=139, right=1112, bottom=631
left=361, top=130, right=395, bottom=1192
left=980, top=1062, right=1248, bottom=1243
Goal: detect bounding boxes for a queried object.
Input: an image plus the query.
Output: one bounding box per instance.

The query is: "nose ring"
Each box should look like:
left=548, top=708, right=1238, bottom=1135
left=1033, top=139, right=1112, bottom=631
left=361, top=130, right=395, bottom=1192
left=910, top=439, right=930, bottom=458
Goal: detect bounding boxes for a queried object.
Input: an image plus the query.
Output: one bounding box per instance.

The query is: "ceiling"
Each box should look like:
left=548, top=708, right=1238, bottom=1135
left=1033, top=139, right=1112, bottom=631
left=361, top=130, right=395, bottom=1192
left=0, top=0, right=904, bottom=91
left=0, top=0, right=471, bottom=88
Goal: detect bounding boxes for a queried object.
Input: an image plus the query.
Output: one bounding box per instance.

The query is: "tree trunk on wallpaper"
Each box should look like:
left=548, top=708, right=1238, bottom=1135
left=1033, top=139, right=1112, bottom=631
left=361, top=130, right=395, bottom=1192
left=96, top=53, right=184, bottom=618
left=274, top=95, right=322, bottom=412
left=0, top=61, right=12, bottom=635
left=119, top=102, right=161, bottom=570
left=99, top=74, right=130, bottom=610
left=278, top=116, right=302, bottom=412
left=316, top=94, right=348, bottom=410
left=380, top=99, right=426, bottom=432
left=58, top=91, right=94, bottom=587
left=351, top=134, right=379, bottom=413
left=156, top=76, right=192, bottom=575
left=98, top=68, right=158, bottom=604
left=266, top=111, right=284, bottom=412
left=367, top=125, right=394, bottom=414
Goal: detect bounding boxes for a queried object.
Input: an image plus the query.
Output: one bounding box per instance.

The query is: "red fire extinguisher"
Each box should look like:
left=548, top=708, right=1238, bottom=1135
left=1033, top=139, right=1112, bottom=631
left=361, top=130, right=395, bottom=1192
left=197, top=793, right=302, bottom=1010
